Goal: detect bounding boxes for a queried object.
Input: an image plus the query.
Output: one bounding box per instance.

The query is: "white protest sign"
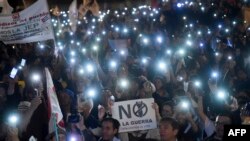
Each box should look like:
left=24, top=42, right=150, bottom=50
left=112, top=98, right=157, bottom=133
left=0, top=0, right=54, bottom=44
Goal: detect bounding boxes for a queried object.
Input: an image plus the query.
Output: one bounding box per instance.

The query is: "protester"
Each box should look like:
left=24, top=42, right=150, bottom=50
left=159, top=117, right=179, bottom=141
left=99, top=118, right=120, bottom=141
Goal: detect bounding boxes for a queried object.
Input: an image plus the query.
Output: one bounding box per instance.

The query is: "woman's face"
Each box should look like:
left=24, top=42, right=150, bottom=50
left=154, top=78, right=163, bottom=90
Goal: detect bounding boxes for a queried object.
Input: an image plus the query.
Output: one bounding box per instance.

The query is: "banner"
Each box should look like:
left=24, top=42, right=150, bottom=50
left=112, top=98, right=157, bottom=133
left=0, top=0, right=54, bottom=44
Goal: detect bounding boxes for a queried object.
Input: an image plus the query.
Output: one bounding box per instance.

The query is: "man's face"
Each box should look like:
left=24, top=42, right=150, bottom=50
left=215, top=116, right=231, bottom=138
left=160, top=122, right=178, bottom=141
left=161, top=105, right=173, bottom=118
left=102, top=121, right=117, bottom=141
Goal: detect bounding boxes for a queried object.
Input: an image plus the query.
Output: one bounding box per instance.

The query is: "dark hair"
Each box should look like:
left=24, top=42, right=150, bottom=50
left=102, top=118, right=120, bottom=130
left=160, top=117, right=179, bottom=130
left=161, top=101, right=174, bottom=112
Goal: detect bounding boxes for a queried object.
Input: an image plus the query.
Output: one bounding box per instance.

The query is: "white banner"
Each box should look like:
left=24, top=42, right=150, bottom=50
left=0, top=0, right=54, bottom=44
left=112, top=98, right=157, bottom=133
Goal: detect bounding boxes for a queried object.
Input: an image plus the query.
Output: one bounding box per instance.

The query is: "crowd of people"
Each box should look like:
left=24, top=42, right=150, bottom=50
left=1, top=0, right=250, bottom=141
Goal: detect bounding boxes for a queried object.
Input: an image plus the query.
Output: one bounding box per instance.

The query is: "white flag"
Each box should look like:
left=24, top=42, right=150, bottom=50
left=45, top=67, right=64, bottom=133
left=0, top=0, right=13, bottom=15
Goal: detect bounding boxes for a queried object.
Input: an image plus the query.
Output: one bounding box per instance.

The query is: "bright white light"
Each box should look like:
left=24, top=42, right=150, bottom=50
left=82, top=48, right=86, bottom=54
left=218, top=24, right=222, bottom=29
left=212, top=71, right=218, bottom=78
left=178, top=49, right=185, bottom=56
left=143, top=37, right=149, bottom=44
left=183, top=16, right=186, bottom=20
left=197, top=31, right=202, bottom=35
left=120, top=78, right=129, bottom=88
left=177, top=76, right=183, bottom=81
left=181, top=101, right=189, bottom=109
left=96, top=37, right=101, bottom=42
left=233, top=21, right=236, bottom=25
left=200, top=43, right=204, bottom=47
left=215, top=52, right=219, bottom=56
left=92, top=45, right=98, bottom=51
left=166, top=49, right=172, bottom=55
left=110, top=60, right=117, bottom=68
left=70, top=51, right=76, bottom=56
left=123, top=28, right=128, bottom=33
left=177, top=3, right=182, bottom=8
left=86, top=64, right=94, bottom=73
left=194, top=80, right=201, bottom=87
left=186, top=40, right=192, bottom=46
left=157, top=36, right=163, bottom=43
left=228, top=55, right=232, bottom=60
left=79, top=68, right=84, bottom=74
left=87, top=88, right=96, bottom=98
left=102, top=31, right=106, bottom=35
left=142, top=58, right=148, bottom=64
left=39, top=44, right=44, bottom=49
left=158, top=61, right=167, bottom=71
left=120, top=50, right=126, bottom=56
left=70, top=58, right=75, bottom=64
left=32, top=73, right=41, bottom=82
left=217, top=90, right=226, bottom=99
left=213, top=13, right=217, bottom=17
left=225, top=28, right=229, bottom=33
left=115, top=27, right=119, bottom=32
left=201, top=7, right=205, bottom=11
left=8, top=114, right=18, bottom=125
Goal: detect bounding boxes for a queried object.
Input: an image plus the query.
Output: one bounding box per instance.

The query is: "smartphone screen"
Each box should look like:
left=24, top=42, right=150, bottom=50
left=10, top=68, right=18, bottom=79
left=21, top=59, right=26, bottom=66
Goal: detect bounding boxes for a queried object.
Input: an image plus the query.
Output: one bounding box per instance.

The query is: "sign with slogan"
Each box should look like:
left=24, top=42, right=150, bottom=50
left=0, top=0, right=54, bottom=44
left=112, top=98, right=157, bottom=133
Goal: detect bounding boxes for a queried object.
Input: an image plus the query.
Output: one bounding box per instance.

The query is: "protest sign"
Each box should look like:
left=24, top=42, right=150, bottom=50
left=0, top=0, right=54, bottom=44
left=112, top=98, right=157, bottom=133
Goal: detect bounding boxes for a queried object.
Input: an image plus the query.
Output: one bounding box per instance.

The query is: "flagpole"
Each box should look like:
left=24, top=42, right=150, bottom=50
left=53, top=113, right=59, bottom=141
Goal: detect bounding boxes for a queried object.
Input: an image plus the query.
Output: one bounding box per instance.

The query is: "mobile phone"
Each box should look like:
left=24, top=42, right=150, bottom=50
left=21, top=59, right=26, bottom=67
left=10, top=68, right=18, bottom=79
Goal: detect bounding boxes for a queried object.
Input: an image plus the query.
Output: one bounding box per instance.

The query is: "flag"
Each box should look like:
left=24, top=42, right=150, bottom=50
left=69, top=0, right=78, bottom=32
left=45, top=68, right=64, bottom=133
left=0, top=0, right=13, bottom=15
